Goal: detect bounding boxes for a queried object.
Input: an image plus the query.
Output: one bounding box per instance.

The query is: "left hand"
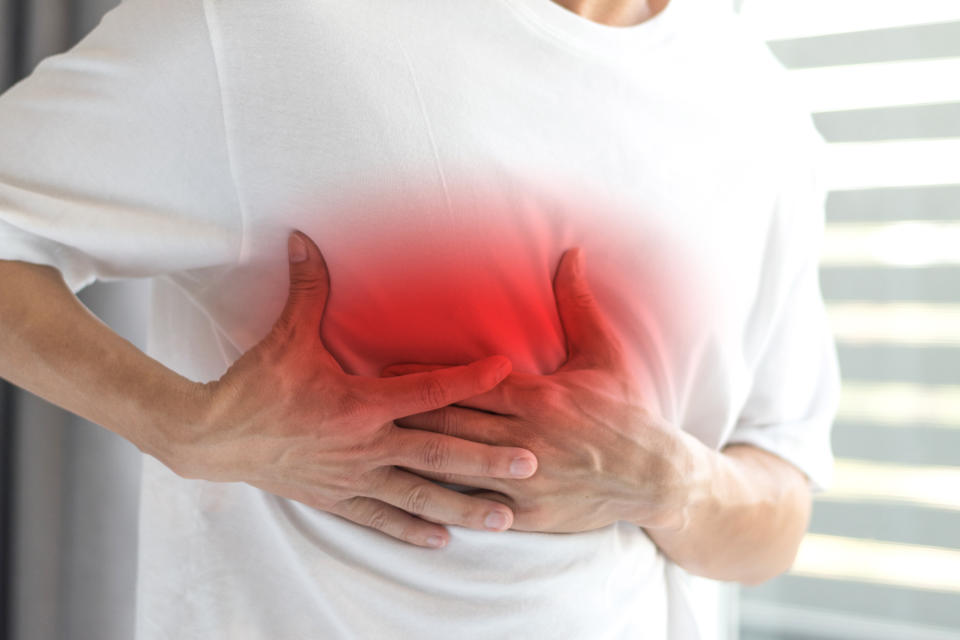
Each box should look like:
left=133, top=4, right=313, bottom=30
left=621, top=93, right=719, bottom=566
left=382, top=248, right=712, bottom=534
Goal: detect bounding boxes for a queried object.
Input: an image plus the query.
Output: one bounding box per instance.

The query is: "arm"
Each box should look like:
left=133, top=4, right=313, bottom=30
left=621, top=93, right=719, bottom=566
left=645, top=441, right=812, bottom=585
left=0, top=259, right=200, bottom=461
left=0, top=233, right=540, bottom=547
left=383, top=247, right=826, bottom=581
left=653, top=134, right=837, bottom=584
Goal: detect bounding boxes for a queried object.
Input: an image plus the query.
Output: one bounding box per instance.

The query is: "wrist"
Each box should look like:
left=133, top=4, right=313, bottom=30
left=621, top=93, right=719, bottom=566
left=130, top=370, right=212, bottom=470
left=681, top=431, right=725, bottom=525
left=640, top=430, right=722, bottom=535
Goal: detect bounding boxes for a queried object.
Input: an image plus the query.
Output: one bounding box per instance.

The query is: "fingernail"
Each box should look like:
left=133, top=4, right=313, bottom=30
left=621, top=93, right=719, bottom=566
left=426, top=536, right=446, bottom=548
left=510, top=457, right=536, bottom=478
left=288, top=232, right=308, bottom=263
left=484, top=511, right=509, bottom=531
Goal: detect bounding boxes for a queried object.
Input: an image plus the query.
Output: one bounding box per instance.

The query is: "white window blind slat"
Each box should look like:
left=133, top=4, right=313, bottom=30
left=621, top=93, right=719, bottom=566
left=739, top=0, right=960, bottom=41
left=789, top=58, right=960, bottom=112
left=822, top=138, right=960, bottom=190
left=822, top=221, right=960, bottom=267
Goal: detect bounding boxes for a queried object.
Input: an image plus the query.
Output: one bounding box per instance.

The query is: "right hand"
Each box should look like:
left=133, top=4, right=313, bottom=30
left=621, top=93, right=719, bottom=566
left=162, top=230, right=538, bottom=548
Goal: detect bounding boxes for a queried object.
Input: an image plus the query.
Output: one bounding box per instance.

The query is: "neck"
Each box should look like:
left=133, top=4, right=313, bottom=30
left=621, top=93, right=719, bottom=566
left=550, top=0, right=669, bottom=26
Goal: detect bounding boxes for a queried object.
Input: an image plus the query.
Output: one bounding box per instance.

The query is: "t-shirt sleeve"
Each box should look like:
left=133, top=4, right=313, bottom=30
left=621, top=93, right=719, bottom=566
left=724, top=131, right=841, bottom=494
left=0, top=0, right=241, bottom=294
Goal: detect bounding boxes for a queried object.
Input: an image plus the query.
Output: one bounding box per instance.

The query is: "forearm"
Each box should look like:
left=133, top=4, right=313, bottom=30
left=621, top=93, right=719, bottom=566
left=645, top=440, right=812, bottom=585
left=0, top=259, right=202, bottom=459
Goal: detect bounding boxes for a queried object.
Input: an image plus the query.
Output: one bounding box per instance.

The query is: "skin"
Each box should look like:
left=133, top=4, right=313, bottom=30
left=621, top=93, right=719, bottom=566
left=383, top=248, right=814, bottom=585
left=0, top=233, right=541, bottom=549
left=551, top=0, right=673, bottom=27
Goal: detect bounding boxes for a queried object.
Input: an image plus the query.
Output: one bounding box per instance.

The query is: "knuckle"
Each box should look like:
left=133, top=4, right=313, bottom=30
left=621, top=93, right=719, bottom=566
left=358, top=467, right=389, bottom=495
left=420, top=438, right=451, bottom=471
left=567, top=288, right=595, bottom=309
left=436, top=409, right=458, bottom=436
left=419, top=376, right=449, bottom=408
left=530, top=382, right=561, bottom=408
left=365, top=432, right=397, bottom=468
left=323, top=468, right=355, bottom=495
left=289, top=277, right=325, bottom=297
left=403, top=485, right=432, bottom=515
left=476, top=452, right=494, bottom=476
left=365, top=505, right=391, bottom=532
left=498, top=383, right=518, bottom=410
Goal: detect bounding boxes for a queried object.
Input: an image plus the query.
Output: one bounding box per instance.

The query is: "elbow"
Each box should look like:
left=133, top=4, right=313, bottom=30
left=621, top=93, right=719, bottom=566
left=676, top=542, right=800, bottom=585
left=734, top=536, right=804, bottom=586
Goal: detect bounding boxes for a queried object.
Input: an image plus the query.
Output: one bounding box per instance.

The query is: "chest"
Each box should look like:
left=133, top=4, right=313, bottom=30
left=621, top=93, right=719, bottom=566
left=190, top=2, right=785, bottom=428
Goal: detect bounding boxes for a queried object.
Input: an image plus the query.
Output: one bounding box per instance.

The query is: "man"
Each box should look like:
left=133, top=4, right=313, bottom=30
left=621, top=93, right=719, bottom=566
left=0, top=0, right=839, bottom=637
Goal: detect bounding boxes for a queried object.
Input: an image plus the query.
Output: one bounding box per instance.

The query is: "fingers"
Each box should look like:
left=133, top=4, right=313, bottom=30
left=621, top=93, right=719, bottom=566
left=330, top=497, right=452, bottom=548
left=407, top=468, right=509, bottom=495
left=372, top=355, right=512, bottom=419
left=381, top=363, right=528, bottom=415
left=553, top=247, right=623, bottom=371
left=365, top=467, right=516, bottom=534
left=384, top=365, right=553, bottom=416
left=385, top=426, right=537, bottom=479
left=275, top=230, right=331, bottom=343
left=252, top=480, right=450, bottom=548
left=465, top=491, right=531, bottom=530
left=393, top=405, right=510, bottom=442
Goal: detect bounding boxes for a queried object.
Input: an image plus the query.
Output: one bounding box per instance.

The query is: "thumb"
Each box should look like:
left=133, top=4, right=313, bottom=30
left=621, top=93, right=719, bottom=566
left=553, top=248, right=622, bottom=371
left=276, top=230, right=331, bottom=341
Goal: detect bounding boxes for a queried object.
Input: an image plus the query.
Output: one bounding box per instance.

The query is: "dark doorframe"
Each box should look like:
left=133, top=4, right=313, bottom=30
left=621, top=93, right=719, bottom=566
left=2, top=0, right=26, bottom=84
left=0, top=383, right=14, bottom=640
left=1, top=0, right=28, bottom=635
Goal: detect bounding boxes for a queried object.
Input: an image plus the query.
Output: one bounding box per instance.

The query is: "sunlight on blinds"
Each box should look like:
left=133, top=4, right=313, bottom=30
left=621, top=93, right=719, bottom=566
left=827, top=303, right=960, bottom=345
left=837, top=382, right=960, bottom=427
left=817, top=459, right=960, bottom=512
left=822, top=222, right=960, bottom=267
left=793, top=534, right=960, bottom=593
left=822, top=139, right=960, bottom=190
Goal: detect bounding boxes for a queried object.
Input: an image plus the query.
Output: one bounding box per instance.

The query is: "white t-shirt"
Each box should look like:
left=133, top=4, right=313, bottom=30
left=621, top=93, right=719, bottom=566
left=0, top=0, right=840, bottom=638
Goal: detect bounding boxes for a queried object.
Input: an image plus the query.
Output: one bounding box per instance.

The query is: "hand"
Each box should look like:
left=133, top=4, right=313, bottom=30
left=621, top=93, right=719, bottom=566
left=382, top=248, right=711, bottom=534
left=159, top=231, right=538, bottom=548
